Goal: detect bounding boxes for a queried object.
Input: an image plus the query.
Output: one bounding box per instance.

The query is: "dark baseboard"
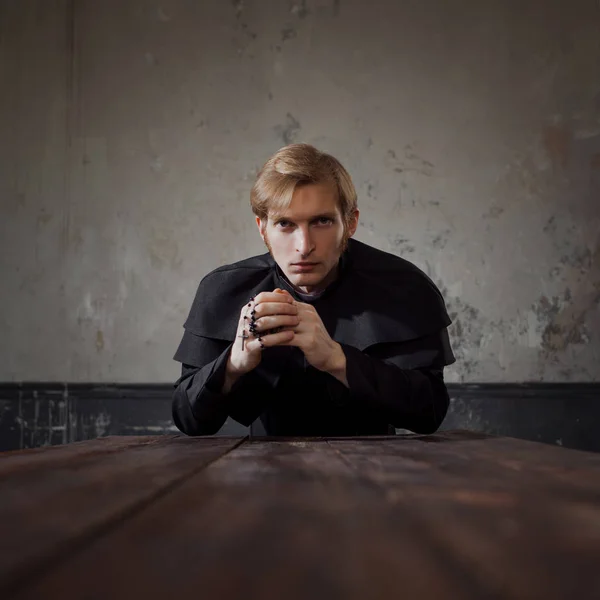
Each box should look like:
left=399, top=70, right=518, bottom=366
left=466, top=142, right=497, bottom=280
left=442, top=383, right=599, bottom=453
left=0, top=382, right=598, bottom=453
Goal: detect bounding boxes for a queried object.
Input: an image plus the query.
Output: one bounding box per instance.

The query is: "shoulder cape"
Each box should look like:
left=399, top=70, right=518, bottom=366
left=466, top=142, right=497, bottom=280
left=181, top=239, right=452, bottom=351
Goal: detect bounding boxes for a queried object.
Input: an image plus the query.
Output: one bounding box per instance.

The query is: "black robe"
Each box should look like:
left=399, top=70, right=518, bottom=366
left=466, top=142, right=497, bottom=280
left=172, top=238, right=455, bottom=436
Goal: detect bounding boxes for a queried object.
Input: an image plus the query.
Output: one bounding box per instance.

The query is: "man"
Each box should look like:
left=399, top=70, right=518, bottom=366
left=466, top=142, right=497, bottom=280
left=172, top=143, right=455, bottom=436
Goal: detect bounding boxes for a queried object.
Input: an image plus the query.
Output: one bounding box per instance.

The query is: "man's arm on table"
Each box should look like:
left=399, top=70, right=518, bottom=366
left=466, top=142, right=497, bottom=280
left=171, top=332, right=271, bottom=436
left=323, top=329, right=454, bottom=435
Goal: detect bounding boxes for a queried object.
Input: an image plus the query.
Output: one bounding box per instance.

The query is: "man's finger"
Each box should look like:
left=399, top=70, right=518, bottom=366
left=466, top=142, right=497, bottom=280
left=255, top=301, right=298, bottom=317
left=253, top=291, right=294, bottom=305
left=238, top=292, right=293, bottom=322
left=246, top=329, right=294, bottom=351
left=254, top=314, right=299, bottom=332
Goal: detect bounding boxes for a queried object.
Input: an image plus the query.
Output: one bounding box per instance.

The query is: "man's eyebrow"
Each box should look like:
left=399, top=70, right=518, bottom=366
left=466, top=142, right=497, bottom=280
left=273, top=212, right=337, bottom=222
left=310, top=212, right=337, bottom=220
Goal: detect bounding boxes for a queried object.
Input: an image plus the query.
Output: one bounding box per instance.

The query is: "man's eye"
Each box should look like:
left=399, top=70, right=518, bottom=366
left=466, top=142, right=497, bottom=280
left=316, top=217, right=333, bottom=225
left=276, top=220, right=292, bottom=228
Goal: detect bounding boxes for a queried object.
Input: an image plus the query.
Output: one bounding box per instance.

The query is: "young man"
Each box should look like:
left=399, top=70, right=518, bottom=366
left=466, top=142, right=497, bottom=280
left=172, top=144, right=455, bottom=436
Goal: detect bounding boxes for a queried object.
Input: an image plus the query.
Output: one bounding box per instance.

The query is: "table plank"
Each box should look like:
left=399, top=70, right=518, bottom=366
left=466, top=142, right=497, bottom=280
left=0, top=435, right=180, bottom=476
left=9, top=438, right=496, bottom=600
left=329, top=433, right=600, bottom=498
left=0, top=435, right=244, bottom=595
left=328, top=435, right=600, bottom=598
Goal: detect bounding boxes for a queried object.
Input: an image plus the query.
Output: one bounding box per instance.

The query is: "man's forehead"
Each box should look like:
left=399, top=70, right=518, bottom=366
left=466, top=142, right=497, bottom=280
left=269, top=204, right=340, bottom=221
left=269, top=188, right=340, bottom=221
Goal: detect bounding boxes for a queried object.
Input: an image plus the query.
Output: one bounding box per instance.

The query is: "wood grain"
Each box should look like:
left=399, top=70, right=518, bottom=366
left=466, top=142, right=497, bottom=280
left=0, top=435, right=244, bottom=595
left=3, top=432, right=600, bottom=600
left=0, top=435, right=179, bottom=476
left=328, top=435, right=600, bottom=599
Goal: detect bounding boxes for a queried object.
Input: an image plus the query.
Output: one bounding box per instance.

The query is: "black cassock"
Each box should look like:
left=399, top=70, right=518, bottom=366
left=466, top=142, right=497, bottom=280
left=172, top=238, right=455, bottom=436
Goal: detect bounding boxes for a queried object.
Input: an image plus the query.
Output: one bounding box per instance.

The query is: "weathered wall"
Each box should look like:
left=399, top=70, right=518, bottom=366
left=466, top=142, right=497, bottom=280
left=1, top=0, right=599, bottom=383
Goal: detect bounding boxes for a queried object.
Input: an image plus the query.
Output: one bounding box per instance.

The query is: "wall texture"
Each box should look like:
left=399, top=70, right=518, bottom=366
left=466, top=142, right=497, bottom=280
left=1, top=0, right=599, bottom=384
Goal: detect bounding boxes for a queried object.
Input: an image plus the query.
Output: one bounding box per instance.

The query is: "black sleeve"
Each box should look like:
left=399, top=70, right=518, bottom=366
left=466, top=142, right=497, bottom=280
left=334, top=328, right=455, bottom=434
left=171, top=330, right=274, bottom=436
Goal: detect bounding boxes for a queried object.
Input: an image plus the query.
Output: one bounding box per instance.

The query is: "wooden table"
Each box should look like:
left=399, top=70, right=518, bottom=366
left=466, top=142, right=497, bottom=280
left=1, top=430, right=599, bottom=599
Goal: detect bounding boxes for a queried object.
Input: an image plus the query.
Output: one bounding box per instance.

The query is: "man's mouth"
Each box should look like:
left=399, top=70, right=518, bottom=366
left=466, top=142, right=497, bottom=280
left=291, top=262, right=319, bottom=271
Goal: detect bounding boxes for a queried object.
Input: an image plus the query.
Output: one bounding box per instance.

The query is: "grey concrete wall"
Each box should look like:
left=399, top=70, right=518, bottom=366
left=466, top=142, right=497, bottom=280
left=1, top=0, right=599, bottom=383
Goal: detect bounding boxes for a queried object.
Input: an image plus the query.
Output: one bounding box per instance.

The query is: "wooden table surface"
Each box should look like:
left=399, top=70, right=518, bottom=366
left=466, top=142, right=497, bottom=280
left=1, top=430, right=599, bottom=600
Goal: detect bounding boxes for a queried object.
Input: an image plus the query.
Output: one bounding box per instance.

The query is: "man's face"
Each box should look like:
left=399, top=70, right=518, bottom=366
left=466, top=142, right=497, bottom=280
left=256, top=182, right=358, bottom=294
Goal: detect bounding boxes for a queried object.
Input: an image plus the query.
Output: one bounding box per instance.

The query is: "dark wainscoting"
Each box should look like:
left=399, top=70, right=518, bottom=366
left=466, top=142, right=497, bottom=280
left=0, top=382, right=598, bottom=453
left=440, top=383, right=599, bottom=453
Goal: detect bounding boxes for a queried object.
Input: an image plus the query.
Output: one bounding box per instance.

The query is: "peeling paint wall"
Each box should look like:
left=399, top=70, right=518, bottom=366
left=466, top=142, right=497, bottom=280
left=1, top=0, right=599, bottom=383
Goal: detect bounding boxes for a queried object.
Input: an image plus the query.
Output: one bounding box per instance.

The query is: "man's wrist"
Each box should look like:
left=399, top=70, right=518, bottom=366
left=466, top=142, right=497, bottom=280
left=222, top=356, right=245, bottom=394
left=324, top=343, right=349, bottom=387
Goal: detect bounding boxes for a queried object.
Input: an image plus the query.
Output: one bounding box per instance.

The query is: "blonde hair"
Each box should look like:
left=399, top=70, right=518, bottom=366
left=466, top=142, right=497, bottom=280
left=250, top=144, right=358, bottom=228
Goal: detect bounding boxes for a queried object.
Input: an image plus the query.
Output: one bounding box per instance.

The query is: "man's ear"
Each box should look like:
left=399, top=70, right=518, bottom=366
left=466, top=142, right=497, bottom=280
left=347, top=209, right=360, bottom=238
left=255, top=216, right=266, bottom=240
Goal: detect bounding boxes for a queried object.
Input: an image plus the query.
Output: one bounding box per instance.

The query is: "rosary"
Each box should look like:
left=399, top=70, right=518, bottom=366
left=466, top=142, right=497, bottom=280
left=237, top=330, right=249, bottom=351
left=238, top=296, right=265, bottom=350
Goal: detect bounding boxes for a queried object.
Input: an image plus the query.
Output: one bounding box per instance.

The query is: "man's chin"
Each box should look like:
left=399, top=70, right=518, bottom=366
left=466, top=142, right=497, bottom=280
left=286, top=272, right=323, bottom=290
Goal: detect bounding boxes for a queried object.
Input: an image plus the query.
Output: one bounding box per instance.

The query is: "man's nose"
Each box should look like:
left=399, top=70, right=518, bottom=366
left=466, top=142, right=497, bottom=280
left=296, top=227, right=314, bottom=257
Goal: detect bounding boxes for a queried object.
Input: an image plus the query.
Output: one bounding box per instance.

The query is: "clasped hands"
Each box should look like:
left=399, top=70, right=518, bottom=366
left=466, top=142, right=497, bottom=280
left=226, top=289, right=347, bottom=386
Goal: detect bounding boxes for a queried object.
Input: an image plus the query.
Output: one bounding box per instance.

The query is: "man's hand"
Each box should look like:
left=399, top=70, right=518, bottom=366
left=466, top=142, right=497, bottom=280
left=279, top=292, right=348, bottom=386
left=224, top=290, right=298, bottom=392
